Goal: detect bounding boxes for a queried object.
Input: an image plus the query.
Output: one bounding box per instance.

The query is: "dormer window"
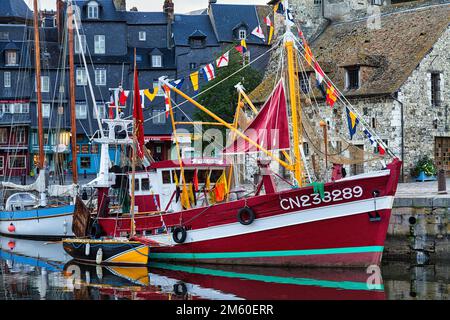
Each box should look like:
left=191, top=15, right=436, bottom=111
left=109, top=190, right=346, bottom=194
left=239, top=29, right=247, bottom=40
left=152, top=55, right=162, bottom=68
left=139, top=31, right=146, bottom=41
left=345, top=66, right=360, bottom=90
left=189, top=30, right=207, bottom=49
left=5, top=51, right=17, bottom=66
left=88, top=1, right=99, bottom=19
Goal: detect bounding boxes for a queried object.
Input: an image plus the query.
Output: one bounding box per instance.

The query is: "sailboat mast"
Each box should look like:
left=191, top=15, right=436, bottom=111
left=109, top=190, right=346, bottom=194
left=68, top=4, right=78, bottom=184
left=283, top=0, right=303, bottom=186
left=33, top=0, right=45, bottom=169
left=130, top=49, right=137, bottom=237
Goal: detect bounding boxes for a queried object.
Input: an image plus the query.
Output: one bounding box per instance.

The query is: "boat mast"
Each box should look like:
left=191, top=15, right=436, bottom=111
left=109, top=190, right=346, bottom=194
left=67, top=4, right=78, bottom=184
left=33, top=0, right=45, bottom=170
left=130, top=49, right=138, bottom=237
left=283, top=0, right=303, bottom=186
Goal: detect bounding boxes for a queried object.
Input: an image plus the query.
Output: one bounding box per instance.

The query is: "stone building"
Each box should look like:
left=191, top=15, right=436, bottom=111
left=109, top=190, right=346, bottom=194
left=259, top=0, right=449, bottom=183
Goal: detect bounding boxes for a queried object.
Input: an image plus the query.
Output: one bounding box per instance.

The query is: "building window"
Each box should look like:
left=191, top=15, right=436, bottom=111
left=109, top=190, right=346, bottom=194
left=371, top=0, right=383, bottom=5
left=153, top=81, right=164, bottom=96
left=16, top=128, right=26, bottom=144
left=0, top=156, right=4, bottom=175
left=153, top=110, right=166, bottom=124
left=96, top=103, right=106, bottom=119
left=87, top=1, right=99, bottom=19
left=4, top=72, right=11, bottom=88
left=139, top=31, right=146, bottom=41
left=95, top=69, right=106, bottom=86
left=431, top=72, right=441, bottom=107
left=42, top=103, right=51, bottom=118
left=8, top=155, right=26, bottom=169
left=190, top=38, right=204, bottom=48
left=94, top=35, right=105, bottom=54
left=345, top=67, right=360, bottom=90
left=152, top=55, right=162, bottom=68
left=5, top=51, right=17, bottom=65
left=238, top=29, right=247, bottom=40
left=13, top=103, right=29, bottom=114
left=0, top=32, right=9, bottom=40
left=74, top=34, right=86, bottom=54
left=76, top=104, right=87, bottom=119
left=189, top=62, right=197, bottom=70
left=76, top=68, right=87, bottom=86
left=35, top=76, right=50, bottom=92
left=0, top=128, right=8, bottom=144
left=80, top=157, right=91, bottom=169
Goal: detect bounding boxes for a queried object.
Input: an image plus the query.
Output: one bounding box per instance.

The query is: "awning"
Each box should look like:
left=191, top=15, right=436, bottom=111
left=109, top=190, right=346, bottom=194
left=145, top=135, right=172, bottom=142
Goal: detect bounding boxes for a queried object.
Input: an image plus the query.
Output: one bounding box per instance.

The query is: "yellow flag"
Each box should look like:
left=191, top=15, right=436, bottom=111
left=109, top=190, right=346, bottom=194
left=205, top=170, right=211, bottom=191
left=144, top=87, right=158, bottom=102
left=181, top=185, right=190, bottom=209
left=173, top=170, right=179, bottom=185
left=214, top=170, right=228, bottom=202
left=268, top=26, right=274, bottom=45
left=190, top=72, right=199, bottom=92
left=187, top=184, right=195, bottom=204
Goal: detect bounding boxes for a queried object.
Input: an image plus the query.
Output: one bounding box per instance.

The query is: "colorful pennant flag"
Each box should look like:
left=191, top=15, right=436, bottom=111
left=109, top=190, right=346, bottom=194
left=363, top=129, right=376, bottom=146
left=326, top=83, right=338, bottom=107
left=216, top=51, right=229, bottom=68
left=170, top=78, right=184, bottom=90
left=119, top=88, right=129, bottom=106
left=286, top=9, right=295, bottom=26
left=314, top=61, right=325, bottom=85
left=190, top=71, right=199, bottom=92
left=133, top=65, right=145, bottom=160
left=108, top=93, right=115, bottom=119
left=240, top=39, right=247, bottom=53
left=144, top=87, right=158, bottom=102
left=274, top=1, right=285, bottom=15
left=193, top=168, right=199, bottom=192
left=346, top=107, right=359, bottom=140
left=163, top=85, right=171, bottom=118
left=264, top=16, right=274, bottom=45
left=201, top=63, right=216, bottom=82
left=304, top=42, right=313, bottom=66
left=139, top=90, right=146, bottom=109
left=251, top=25, right=265, bottom=40
left=378, top=144, right=386, bottom=156
left=214, top=170, right=228, bottom=203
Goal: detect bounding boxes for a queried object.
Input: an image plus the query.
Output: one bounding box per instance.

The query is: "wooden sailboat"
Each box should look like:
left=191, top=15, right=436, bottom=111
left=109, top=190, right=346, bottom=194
left=0, top=0, right=78, bottom=240
left=64, top=0, right=401, bottom=267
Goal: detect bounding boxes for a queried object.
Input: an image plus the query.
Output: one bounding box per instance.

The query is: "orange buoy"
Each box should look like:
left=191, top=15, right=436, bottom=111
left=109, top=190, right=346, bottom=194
left=8, top=223, right=15, bottom=233
left=7, top=241, right=15, bottom=250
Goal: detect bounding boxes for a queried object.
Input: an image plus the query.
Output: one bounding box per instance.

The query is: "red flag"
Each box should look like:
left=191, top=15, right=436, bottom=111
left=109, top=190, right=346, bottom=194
left=109, top=93, right=115, bottom=119
left=193, top=168, right=199, bottom=192
left=378, top=144, right=386, bottom=156
left=119, top=89, right=129, bottom=106
left=133, top=66, right=145, bottom=160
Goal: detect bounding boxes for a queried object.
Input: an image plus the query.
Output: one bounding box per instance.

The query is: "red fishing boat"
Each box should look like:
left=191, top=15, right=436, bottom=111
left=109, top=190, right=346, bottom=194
left=63, top=0, right=401, bottom=267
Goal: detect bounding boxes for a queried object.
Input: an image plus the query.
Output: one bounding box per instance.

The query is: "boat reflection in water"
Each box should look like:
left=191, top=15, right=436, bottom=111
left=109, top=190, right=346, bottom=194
left=63, top=261, right=385, bottom=300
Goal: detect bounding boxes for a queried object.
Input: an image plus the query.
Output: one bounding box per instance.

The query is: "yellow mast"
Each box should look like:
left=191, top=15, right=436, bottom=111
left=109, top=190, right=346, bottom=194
left=130, top=49, right=137, bottom=236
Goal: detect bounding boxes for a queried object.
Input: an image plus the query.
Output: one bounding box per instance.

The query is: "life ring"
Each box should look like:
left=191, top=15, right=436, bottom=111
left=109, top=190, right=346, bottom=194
left=172, top=226, right=187, bottom=244
left=237, top=207, right=255, bottom=225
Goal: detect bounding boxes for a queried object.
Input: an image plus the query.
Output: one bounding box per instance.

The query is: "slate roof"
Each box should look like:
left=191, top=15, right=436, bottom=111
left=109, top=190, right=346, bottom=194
left=125, top=12, right=167, bottom=25
left=309, top=3, right=450, bottom=97
left=173, top=14, right=219, bottom=47
left=0, top=0, right=32, bottom=22
left=209, top=4, right=267, bottom=45
left=130, top=47, right=176, bottom=70
left=72, top=0, right=126, bottom=22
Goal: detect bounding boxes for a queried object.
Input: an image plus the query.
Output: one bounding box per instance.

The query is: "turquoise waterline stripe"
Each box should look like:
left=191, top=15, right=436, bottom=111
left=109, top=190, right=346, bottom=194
left=151, top=246, right=384, bottom=260
left=151, top=262, right=384, bottom=291
left=0, top=205, right=75, bottom=220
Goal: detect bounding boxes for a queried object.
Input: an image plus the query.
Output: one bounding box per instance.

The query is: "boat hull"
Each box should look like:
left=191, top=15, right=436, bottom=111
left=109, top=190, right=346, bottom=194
left=62, top=239, right=149, bottom=266
left=97, top=159, right=402, bottom=267
left=0, top=205, right=75, bottom=240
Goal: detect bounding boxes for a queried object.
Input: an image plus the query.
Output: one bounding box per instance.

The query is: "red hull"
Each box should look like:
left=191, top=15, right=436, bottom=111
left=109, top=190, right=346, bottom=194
left=98, top=159, right=401, bottom=267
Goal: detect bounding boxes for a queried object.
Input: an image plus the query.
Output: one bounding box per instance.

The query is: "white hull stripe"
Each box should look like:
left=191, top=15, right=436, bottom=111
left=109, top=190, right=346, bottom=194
left=150, top=196, right=394, bottom=245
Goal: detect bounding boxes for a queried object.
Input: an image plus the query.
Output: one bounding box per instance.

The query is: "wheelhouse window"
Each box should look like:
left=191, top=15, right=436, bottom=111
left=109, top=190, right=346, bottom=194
left=76, top=68, right=87, bottom=86
left=5, top=51, right=17, bottom=66
left=152, top=55, right=162, bottom=68
left=345, top=67, right=360, bottom=90
left=94, top=35, right=105, bottom=54
left=87, top=1, right=99, bottom=19
left=431, top=72, right=441, bottom=107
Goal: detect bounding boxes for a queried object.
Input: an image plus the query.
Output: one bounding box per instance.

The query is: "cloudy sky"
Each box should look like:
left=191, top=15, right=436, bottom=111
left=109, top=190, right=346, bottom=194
left=27, top=0, right=268, bottom=13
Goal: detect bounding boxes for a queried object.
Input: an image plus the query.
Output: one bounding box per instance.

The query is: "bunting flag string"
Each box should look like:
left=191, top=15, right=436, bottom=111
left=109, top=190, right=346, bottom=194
left=346, top=107, right=359, bottom=140
left=326, top=83, right=338, bottom=107
left=264, top=15, right=274, bottom=45
left=251, top=25, right=265, bottom=40
left=202, top=63, right=216, bottom=82
left=170, top=78, right=185, bottom=89
left=235, top=39, right=248, bottom=55
left=274, top=1, right=285, bottom=15
left=144, top=87, right=158, bottom=102
left=314, top=61, right=325, bottom=85
left=163, top=85, right=171, bottom=118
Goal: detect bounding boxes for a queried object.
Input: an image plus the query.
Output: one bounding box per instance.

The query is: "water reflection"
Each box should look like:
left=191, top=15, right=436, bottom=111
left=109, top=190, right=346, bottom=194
left=0, top=237, right=448, bottom=300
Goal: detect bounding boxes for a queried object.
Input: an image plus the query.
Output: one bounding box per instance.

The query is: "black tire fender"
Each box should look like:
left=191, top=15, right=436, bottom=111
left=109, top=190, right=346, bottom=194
left=172, top=226, right=187, bottom=244
left=237, top=207, right=255, bottom=225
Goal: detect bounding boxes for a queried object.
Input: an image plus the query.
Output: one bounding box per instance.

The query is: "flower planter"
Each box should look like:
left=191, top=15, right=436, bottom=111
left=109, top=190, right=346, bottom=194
left=416, top=170, right=437, bottom=182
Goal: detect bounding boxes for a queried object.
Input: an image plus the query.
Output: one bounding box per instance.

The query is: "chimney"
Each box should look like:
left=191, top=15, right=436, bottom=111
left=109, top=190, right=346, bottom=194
left=56, top=0, right=64, bottom=43
left=113, top=0, right=126, bottom=11
left=164, top=0, right=174, bottom=49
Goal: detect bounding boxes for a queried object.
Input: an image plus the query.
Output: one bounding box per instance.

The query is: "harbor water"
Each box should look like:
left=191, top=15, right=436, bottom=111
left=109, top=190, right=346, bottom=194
left=0, top=237, right=448, bottom=300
